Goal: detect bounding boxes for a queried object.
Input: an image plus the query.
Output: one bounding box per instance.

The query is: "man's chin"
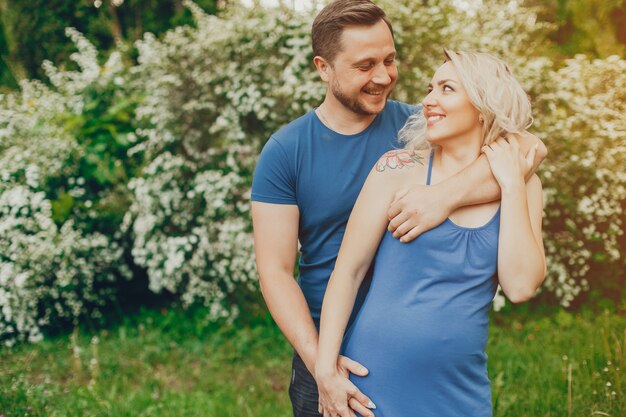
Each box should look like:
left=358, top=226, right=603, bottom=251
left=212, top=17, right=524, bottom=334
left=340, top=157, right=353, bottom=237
left=357, top=96, right=387, bottom=113
left=362, top=99, right=387, bottom=115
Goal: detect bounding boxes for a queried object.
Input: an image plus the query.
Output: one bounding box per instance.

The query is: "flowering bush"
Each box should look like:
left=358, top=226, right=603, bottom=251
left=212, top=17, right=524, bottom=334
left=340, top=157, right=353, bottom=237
left=121, top=2, right=322, bottom=319
left=0, top=187, right=126, bottom=346
left=533, top=55, right=626, bottom=307
left=0, top=29, right=132, bottom=346
left=1, top=1, right=624, bottom=344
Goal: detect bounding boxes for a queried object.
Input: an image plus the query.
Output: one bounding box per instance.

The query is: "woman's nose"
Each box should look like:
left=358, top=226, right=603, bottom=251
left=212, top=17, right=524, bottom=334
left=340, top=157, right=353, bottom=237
left=422, top=91, right=437, bottom=108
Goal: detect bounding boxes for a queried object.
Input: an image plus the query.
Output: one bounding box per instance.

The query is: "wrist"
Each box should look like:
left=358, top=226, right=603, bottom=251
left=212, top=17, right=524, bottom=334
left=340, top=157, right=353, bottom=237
left=499, top=180, right=525, bottom=196
left=315, top=363, right=338, bottom=381
left=435, top=180, right=461, bottom=213
left=299, top=343, right=318, bottom=375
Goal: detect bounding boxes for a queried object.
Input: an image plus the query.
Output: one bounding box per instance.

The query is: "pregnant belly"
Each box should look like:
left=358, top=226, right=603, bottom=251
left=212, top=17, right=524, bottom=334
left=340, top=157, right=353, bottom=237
left=342, top=300, right=489, bottom=371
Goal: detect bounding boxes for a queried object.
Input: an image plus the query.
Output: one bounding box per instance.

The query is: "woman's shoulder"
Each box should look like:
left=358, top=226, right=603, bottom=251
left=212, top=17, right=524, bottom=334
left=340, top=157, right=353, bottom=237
left=374, top=148, right=429, bottom=174
left=367, top=148, right=429, bottom=191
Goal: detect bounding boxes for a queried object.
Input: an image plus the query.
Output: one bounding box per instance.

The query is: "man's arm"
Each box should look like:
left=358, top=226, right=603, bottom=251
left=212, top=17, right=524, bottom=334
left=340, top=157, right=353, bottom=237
left=251, top=202, right=319, bottom=372
left=251, top=201, right=370, bottom=409
left=388, top=132, right=547, bottom=242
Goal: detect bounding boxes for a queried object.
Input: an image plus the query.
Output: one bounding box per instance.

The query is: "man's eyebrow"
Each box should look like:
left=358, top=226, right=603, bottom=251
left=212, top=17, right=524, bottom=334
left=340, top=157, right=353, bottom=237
left=353, top=52, right=396, bottom=65
left=353, top=58, right=374, bottom=65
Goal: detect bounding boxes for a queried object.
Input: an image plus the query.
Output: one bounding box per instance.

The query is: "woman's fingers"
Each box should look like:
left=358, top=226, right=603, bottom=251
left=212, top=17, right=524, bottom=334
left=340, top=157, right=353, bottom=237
left=337, top=355, right=369, bottom=377
left=349, top=397, right=376, bottom=417
left=347, top=382, right=376, bottom=412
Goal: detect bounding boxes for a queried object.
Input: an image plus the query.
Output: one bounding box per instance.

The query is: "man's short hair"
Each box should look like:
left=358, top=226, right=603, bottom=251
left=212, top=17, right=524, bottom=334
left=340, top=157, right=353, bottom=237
left=312, top=0, right=393, bottom=64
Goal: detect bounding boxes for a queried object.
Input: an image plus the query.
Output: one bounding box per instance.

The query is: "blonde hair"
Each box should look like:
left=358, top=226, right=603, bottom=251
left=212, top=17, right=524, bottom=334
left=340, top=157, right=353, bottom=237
left=399, top=50, right=533, bottom=150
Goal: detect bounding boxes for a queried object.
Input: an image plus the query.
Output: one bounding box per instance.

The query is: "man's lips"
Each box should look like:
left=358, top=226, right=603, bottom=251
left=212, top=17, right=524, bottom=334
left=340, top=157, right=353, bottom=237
left=363, top=89, right=385, bottom=96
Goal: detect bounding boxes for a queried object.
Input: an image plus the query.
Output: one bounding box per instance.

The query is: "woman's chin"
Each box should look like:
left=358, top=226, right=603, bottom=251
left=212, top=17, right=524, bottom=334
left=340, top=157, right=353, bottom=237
left=425, top=133, right=443, bottom=143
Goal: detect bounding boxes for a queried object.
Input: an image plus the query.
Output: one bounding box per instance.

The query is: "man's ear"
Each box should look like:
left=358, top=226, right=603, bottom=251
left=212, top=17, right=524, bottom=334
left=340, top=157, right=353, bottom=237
left=313, top=56, right=332, bottom=83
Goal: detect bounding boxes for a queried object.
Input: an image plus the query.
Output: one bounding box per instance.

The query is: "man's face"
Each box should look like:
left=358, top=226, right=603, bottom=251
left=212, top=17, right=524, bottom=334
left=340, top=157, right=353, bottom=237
left=326, top=20, right=398, bottom=116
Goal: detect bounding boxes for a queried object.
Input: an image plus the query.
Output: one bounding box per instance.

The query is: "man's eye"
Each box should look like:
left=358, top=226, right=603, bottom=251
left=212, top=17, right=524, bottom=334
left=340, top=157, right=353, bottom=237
left=384, top=59, right=395, bottom=66
left=359, top=64, right=373, bottom=70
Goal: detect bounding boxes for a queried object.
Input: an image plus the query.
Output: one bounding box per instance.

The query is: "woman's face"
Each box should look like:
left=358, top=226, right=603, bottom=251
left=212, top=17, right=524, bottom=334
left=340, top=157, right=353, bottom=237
left=422, top=61, right=482, bottom=145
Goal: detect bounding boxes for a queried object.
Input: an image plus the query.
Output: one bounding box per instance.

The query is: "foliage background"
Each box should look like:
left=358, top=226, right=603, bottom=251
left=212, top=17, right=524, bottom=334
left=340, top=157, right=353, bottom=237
left=0, top=1, right=624, bottom=416
left=0, top=0, right=624, bottom=345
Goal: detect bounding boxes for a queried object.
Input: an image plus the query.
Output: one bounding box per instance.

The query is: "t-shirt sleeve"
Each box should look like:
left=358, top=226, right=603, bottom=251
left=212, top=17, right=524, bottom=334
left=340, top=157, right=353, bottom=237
left=401, top=102, right=420, bottom=119
left=251, top=137, right=297, bottom=204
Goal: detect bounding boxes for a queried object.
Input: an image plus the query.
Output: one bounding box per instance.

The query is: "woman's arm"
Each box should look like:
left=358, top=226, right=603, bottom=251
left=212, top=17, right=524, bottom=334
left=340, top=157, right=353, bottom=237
left=388, top=131, right=547, bottom=242
left=315, top=157, right=409, bottom=417
left=483, top=138, right=546, bottom=302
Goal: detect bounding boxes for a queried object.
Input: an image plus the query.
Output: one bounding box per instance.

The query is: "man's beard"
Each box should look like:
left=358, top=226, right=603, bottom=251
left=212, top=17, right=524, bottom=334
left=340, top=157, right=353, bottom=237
left=331, top=79, right=394, bottom=116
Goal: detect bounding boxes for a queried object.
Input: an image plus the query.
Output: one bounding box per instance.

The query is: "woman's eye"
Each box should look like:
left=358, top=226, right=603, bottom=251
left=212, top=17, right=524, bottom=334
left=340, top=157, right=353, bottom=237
left=443, top=85, right=454, bottom=92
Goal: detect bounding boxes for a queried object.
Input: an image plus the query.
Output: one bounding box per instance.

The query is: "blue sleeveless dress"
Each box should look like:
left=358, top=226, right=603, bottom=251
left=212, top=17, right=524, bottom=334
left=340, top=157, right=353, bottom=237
left=342, top=151, right=500, bottom=417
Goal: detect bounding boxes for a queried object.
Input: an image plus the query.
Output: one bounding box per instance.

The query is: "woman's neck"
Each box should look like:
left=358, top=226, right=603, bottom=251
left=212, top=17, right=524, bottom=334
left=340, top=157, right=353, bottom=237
left=433, top=134, right=483, bottom=179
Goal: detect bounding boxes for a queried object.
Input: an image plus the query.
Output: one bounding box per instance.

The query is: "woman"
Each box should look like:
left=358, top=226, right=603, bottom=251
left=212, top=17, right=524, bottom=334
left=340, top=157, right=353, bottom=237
left=315, top=50, right=546, bottom=417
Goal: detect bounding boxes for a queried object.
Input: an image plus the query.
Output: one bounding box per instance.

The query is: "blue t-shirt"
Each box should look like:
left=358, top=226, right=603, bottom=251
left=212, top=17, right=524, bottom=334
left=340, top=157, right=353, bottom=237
left=251, top=100, right=417, bottom=324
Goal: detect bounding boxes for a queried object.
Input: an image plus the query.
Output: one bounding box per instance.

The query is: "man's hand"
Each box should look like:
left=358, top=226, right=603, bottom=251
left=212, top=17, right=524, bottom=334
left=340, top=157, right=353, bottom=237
left=316, top=355, right=375, bottom=417
left=388, top=132, right=546, bottom=243
left=386, top=182, right=453, bottom=243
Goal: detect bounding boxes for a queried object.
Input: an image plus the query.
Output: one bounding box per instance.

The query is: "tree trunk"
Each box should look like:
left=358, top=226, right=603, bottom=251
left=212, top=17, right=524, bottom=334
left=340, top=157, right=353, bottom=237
left=107, top=0, right=123, bottom=43
left=173, top=0, right=183, bottom=14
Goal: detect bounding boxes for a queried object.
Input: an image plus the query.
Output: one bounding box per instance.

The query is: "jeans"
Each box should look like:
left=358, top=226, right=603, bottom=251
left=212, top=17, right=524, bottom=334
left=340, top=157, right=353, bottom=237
left=289, top=351, right=321, bottom=417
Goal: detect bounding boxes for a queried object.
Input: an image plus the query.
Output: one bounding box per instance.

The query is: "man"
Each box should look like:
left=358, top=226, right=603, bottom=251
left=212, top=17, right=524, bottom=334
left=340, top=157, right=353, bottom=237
left=251, top=1, right=546, bottom=416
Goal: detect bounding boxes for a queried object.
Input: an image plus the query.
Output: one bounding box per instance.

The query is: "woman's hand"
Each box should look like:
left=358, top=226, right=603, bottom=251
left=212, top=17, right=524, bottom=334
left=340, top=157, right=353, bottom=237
left=316, top=356, right=376, bottom=417
left=482, top=137, right=538, bottom=192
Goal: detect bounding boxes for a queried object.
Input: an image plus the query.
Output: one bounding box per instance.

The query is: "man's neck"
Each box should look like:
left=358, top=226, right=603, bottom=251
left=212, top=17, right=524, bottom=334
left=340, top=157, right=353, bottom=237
left=316, top=98, right=379, bottom=136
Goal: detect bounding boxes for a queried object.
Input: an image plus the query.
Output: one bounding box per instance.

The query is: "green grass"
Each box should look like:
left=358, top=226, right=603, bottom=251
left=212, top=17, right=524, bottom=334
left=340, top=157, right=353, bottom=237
left=1, top=308, right=624, bottom=417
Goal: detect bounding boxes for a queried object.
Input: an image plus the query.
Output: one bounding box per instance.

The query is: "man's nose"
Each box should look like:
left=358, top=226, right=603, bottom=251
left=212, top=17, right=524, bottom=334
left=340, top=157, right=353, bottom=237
left=371, top=63, right=392, bottom=85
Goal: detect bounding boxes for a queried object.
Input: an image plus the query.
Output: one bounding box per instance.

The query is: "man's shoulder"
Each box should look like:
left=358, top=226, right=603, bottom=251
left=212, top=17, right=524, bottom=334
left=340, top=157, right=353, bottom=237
left=270, top=110, right=317, bottom=146
left=252, top=112, right=317, bottom=204
left=384, top=100, right=420, bottom=117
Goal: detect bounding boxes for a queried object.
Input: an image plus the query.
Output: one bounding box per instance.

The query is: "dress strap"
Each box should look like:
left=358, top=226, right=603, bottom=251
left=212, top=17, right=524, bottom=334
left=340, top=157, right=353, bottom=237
left=426, top=149, right=435, bottom=186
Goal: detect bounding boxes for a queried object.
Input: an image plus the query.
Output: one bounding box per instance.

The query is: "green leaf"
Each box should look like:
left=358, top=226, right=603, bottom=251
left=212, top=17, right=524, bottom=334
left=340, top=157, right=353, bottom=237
left=51, top=192, right=74, bottom=223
